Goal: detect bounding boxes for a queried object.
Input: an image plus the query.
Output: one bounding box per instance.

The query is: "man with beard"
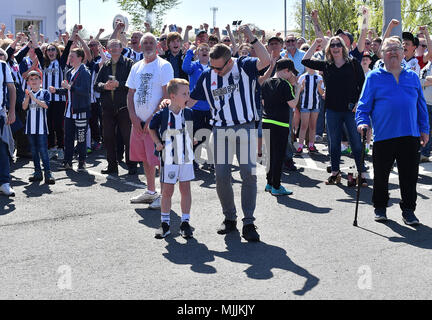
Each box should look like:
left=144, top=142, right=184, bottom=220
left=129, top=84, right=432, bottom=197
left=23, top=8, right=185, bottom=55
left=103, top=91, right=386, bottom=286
left=127, top=33, right=174, bottom=209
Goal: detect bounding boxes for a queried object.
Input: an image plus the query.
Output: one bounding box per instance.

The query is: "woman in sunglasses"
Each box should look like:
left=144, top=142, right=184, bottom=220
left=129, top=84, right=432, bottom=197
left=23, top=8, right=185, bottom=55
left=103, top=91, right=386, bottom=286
left=302, top=36, right=366, bottom=186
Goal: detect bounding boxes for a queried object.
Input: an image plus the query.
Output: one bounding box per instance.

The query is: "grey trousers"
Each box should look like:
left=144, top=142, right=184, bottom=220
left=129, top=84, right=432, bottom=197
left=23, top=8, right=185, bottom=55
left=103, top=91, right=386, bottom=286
left=212, top=122, right=257, bottom=225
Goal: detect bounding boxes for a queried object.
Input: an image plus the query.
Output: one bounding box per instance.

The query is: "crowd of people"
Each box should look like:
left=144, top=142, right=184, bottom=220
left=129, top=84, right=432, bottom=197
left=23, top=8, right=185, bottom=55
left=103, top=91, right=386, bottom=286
left=0, top=6, right=430, bottom=241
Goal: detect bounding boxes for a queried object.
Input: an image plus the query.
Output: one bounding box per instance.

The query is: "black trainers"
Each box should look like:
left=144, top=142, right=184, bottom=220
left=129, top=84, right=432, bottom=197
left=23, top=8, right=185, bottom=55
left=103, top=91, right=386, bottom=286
left=402, top=210, right=420, bottom=226
left=217, top=220, right=237, bottom=235
left=179, top=221, right=193, bottom=239
left=155, top=222, right=171, bottom=239
left=29, top=172, right=43, bottom=182
left=44, top=171, right=55, bottom=185
left=242, top=224, right=260, bottom=242
left=374, top=208, right=388, bottom=222
left=78, top=162, right=86, bottom=172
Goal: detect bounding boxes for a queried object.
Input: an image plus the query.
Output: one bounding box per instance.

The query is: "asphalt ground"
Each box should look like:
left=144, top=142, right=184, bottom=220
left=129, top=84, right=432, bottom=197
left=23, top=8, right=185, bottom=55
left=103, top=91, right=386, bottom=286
left=1, top=140, right=432, bottom=300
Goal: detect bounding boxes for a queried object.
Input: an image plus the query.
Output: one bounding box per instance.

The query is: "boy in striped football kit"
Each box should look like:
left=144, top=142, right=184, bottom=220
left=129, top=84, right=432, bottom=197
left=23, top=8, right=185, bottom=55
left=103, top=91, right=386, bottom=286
left=149, top=79, right=195, bottom=239
left=22, top=71, right=55, bottom=184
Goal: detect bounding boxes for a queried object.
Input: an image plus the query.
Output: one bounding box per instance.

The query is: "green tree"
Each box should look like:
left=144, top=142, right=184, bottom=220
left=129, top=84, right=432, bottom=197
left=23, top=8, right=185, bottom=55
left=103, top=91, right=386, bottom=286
left=117, top=0, right=181, bottom=32
left=294, top=0, right=432, bottom=41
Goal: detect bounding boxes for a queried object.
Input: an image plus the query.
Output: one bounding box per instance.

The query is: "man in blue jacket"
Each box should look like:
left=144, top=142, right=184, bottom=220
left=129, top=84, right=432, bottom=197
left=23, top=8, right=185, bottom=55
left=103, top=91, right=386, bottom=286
left=356, top=37, right=430, bottom=226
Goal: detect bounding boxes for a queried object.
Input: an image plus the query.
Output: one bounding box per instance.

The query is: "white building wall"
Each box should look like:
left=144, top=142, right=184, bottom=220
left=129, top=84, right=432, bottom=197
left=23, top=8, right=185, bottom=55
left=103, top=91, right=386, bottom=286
left=0, top=0, right=66, bottom=42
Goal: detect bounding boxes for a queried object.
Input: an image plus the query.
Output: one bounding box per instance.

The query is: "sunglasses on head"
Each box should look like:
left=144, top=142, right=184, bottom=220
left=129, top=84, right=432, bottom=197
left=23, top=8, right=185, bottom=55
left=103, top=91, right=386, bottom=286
left=330, top=42, right=343, bottom=48
left=210, top=58, right=230, bottom=71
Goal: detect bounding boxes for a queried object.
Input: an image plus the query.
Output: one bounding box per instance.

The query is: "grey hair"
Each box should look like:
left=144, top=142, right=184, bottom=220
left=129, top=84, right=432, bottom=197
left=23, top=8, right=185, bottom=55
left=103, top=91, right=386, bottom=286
left=140, top=32, right=157, bottom=47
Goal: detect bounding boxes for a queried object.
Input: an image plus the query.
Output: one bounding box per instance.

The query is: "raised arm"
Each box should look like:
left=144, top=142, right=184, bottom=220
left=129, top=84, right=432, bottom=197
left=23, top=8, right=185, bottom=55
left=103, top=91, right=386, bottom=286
left=311, top=10, right=327, bottom=47
left=356, top=7, right=370, bottom=53
left=420, top=26, right=432, bottom=63
left=183, top=25, right=192, bottom=45
left=239, top=25, right=270, bottom=71
left=226, top=24, right=238, bottom=56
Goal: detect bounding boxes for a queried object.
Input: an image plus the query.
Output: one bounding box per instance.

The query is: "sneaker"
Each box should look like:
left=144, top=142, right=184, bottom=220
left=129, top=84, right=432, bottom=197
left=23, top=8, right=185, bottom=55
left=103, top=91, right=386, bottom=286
left=217, top=220, right=237, bottom=235
left=271, top=186, right=293, bottom=196
left=364, top=147, right=370, bottom=155
left=179, top=221, right=193, bottom=239
left=402, top=210, right=420, bottom=226
left=308, top=145, right=318, bottom=154
left=193, top=161, right=199, bottom=171
left=284, top=159, right=297, bottom=172
left=77, top=162, right=87, bottom=172
left=155, top=222, right=171, bottom=239
left=29, top=172, right=43, bottom=182
left=48, top=148, right=58, bottom=160
left=342, top=146, right=352, bottom=155
left=61, top=162, right=73, bottom=171
left=87, top=148, right=92, bottom=155
left=130, top=191, right=159, bottom=204
left=242, top=224, right=260, bottom=242
left=265, top=184, right=272, bottom=192
left=149, top=196, right=161, bottom=210
left=101, top=167, right=118, bottom=175
left=44, top=171, right=55, bottom=185
left=57, top=149, right=64, bottom=161
left=0, top=183, right=15, bottom=197
left=374, top=208, right=388, bottom=222
left=420, top=155, right=431, bottom=163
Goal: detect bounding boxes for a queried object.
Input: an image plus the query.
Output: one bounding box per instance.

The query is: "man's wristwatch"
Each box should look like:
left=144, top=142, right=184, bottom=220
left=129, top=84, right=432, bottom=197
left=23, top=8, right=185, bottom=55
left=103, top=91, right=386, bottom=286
left=250, top=37, right=258, bottom=45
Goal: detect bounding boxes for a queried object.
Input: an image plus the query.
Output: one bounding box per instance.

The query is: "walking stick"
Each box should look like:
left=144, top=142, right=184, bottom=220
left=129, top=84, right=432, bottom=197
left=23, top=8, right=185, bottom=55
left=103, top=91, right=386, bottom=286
left=353, top=128, right=368, bottom=227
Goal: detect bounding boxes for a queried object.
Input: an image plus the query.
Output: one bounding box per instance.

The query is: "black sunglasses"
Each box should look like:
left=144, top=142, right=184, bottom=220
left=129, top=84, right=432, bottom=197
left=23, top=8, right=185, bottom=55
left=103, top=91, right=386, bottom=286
left=286, top=39, right=296, bottom=43
left=330, top=43, right=343, bottom=48
left=47, top=47, right=57, bottom=52
left=420, top=44, right=428, bottom=48
left=159, top=38, right=167, bottom=42
left=210, top=58, right=230, bottom=71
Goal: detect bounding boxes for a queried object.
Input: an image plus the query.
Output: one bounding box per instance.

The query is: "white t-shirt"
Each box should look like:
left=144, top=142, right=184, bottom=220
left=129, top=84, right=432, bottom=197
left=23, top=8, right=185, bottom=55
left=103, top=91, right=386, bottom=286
left=126, top=57, right=174, bottom=122
left=402, top=57, right=421, bottom=76
left=0, top=61, right=13, bottom=112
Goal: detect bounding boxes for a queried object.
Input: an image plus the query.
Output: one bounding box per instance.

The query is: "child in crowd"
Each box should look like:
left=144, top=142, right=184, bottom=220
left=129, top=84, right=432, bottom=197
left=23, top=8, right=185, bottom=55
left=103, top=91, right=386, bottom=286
left=149, top=79, right=195, bottom=239
left=296, top=66, right=325, bottom=155
left=261, top=59, right=301, bottom=196
left=22, top=70, right=55, bottom=184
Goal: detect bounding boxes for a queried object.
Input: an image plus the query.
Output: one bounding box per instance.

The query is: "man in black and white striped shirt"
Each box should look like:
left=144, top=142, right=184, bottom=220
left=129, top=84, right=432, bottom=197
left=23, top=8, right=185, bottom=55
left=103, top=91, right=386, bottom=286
left=189, top=25, right=270, bottom=242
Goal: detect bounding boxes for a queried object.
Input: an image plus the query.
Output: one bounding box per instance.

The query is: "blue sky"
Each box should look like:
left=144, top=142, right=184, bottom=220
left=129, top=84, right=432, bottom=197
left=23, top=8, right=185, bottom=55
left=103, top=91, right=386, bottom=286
left=66, top=0, right=298, bottom=36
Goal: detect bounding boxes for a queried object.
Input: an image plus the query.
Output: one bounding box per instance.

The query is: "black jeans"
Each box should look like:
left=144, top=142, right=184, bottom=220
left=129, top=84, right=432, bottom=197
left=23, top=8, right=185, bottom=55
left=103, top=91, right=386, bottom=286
left=47, top=101, right=65, bottom=149
left=263, top=122, right=289, bottom=189
left=372, top=136, right=421, bottom=211
left=89, top=101, right=102, bottom=143
left=102, top=106, right=134, bottom=169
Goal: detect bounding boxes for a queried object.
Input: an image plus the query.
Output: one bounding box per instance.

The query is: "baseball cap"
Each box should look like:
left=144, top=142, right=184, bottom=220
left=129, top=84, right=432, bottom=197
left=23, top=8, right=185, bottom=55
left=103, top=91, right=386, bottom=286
left=267, top=36, right=283, bottom=45
left=197, top=30, right=207, bottom=36
left=335, top=29, right=354, bottom=45
left=276, top=59, right=298, bottom=76
left=402, top=32, right=419, bottom=47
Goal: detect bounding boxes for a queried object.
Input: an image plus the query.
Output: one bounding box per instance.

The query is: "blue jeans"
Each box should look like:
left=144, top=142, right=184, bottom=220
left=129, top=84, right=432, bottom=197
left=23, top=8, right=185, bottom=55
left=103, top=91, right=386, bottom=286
left=421, top=104, right=432, bottom=157
left=28, top=134, right=50, bottom=173
left=0, top=141, right=10, bottom=184
left=326, top=109, right=365, bottom=173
